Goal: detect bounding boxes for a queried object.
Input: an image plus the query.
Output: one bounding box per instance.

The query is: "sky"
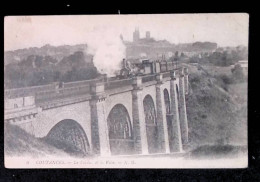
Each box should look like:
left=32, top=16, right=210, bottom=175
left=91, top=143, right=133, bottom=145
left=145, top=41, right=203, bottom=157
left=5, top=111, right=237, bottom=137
left=4, top=13, right=249, bottom=51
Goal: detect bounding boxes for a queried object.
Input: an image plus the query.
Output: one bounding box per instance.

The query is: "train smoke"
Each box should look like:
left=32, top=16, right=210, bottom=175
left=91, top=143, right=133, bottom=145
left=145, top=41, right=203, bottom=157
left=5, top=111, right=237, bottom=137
left=86, top=27, right=126, bottom=77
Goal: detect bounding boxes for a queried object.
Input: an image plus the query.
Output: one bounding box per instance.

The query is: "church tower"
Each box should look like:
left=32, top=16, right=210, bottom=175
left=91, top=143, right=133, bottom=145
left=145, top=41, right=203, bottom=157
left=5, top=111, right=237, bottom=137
left=133, top=28, right=140, bottom=42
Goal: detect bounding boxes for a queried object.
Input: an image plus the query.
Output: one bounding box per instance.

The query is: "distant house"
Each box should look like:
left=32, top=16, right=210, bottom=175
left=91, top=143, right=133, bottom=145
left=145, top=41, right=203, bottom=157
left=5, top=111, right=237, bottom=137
left=237, top=60, right=248, bottom=74
left=183, top=52, right=200, bottom=58
left=237, top=60, right=248, bottom=68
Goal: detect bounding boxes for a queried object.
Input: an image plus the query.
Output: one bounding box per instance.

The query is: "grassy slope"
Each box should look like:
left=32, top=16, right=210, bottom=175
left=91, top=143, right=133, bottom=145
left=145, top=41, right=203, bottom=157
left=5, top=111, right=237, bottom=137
left=4, top=123, right=69, bottom=158
left=185, top=63, right=247, bottom=150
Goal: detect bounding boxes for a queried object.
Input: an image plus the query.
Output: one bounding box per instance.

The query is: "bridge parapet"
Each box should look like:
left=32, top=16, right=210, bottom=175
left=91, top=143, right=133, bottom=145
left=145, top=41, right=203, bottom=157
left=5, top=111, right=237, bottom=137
left=162, top=72, right=171, bottom=78
left=156, top=73, right=164, bottom=84
left=4, top=78, right=102, bottom=100
left=4, top=66, right=189, bottom=108
left=132, top=77, right=143, bottom=89
left=63, top=78, right=102, bottom=88
left=141, top=74, right=156, bottom=83
left=35, top=85, right=91, bottom=104
left=105, top=78, right=133, bottom=90
left=90, top=82, right=105, bottom=95
left=5, top=84, right=55, bottom=99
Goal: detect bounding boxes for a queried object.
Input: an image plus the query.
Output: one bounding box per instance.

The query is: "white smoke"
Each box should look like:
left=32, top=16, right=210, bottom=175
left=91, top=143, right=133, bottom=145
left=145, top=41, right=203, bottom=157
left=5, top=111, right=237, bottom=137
left=140, top=52, right=147, bottom=58
left=168, top=51, right=173, bottom=58
left=85, top=27, right=126, bottom=77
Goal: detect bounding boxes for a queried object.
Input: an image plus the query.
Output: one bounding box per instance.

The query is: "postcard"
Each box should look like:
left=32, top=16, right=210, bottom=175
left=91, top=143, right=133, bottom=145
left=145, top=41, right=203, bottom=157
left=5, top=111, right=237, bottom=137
left=4, top=14, right=248, bottom=168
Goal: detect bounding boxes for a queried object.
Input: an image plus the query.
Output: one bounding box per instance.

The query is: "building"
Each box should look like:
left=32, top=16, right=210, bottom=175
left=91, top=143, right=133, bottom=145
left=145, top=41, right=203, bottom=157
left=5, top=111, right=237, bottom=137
left=237, top=60, right=248, bottom=74
left=237, top=60, right=248, bottom=69
left=133, top=29, right=155, bottom=43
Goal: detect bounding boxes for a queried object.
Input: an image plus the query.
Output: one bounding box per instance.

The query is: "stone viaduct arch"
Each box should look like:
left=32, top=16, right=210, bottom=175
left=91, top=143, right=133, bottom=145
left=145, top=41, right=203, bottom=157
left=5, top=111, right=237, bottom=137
left=163, top=88, right=175, bottom=152
left=45, top=119, right=90, bottom=156
left=34, top=102, right=92, bottom=146
left=107, top=104, right=134, bottom=155
left=105, top=92, right=133, bottom=127
left=143, top=94, right=160, bottom=153
left=164, top=89, right=171, bottom=114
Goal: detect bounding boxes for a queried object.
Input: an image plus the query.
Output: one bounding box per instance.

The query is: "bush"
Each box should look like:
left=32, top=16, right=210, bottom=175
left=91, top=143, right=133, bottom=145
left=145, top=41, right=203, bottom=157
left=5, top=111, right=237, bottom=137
left=219, top=74, right=234, bottom=84
left=190, top=74, right=201, bottom=83
left=189, top=56, right=200, bottom=63
left=214, top=74, right=233, bottom=91
left=201, top=114, right=207, bottom=119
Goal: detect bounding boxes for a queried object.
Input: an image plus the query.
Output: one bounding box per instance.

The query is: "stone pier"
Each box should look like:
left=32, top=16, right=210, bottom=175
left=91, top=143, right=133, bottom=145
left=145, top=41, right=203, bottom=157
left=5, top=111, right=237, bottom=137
left=132, top=77, right=149, bottom=154
left=178, top=68, right=189, bottom=145
left=90, top=82, right=111, bottom=156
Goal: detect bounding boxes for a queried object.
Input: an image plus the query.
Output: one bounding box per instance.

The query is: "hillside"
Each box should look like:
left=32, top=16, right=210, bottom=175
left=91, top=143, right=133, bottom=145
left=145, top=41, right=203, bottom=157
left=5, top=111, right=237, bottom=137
left=185, top=63, right=247, bottom=149
left=4, top=122, right=70, bottom=158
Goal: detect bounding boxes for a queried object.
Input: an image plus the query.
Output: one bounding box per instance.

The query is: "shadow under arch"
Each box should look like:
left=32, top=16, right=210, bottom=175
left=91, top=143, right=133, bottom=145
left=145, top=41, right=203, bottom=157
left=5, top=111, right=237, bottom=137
left=107, top=104, right=135, bottom=155
left=164, top=89, right=171, bottom=114
left=176, top=84, right=180, bottom=102
left=164, top=88, right=175, bottom=152
left=143, top=94, right=160, bottom=153
left=45, top=119, right=90, bottom=156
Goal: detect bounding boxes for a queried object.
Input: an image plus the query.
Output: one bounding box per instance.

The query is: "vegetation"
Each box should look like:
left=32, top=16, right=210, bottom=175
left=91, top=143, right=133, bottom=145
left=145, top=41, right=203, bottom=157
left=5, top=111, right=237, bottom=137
left=188, top=144, right=247, bottom=159
left=4, top=122, right=69, bottom=157
left=4, top=51, right=99, bottom=89
left=185, top=63, right=247, bottom=152
left=231, top=64, right=246, bottom=83
left=4, top=122, right=92, bottom=157
left=213, top=64, right=246, bottom=93
left=188, top=46, right=248, bottom=66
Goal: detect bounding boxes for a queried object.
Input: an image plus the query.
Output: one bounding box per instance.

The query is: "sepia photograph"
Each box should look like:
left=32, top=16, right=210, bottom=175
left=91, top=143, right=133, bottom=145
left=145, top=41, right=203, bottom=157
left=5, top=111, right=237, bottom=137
left=4, top=13, right=248, bottom=168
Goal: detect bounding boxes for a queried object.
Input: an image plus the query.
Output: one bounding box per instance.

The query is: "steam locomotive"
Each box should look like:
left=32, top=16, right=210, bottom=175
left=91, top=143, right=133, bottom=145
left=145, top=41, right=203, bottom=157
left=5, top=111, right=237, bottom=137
left=116, top=58, right=179, bottom=79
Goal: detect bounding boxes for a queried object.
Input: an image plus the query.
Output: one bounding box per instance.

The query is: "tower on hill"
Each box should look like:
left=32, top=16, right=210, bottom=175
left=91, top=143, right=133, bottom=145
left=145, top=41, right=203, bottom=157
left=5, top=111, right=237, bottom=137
left=133, top=28, right=140, bottom=42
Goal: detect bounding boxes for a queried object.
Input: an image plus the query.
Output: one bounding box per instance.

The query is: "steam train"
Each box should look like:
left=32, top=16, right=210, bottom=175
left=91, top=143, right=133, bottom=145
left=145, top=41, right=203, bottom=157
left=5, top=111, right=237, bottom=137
left=116, top=58, right=180, bottom=79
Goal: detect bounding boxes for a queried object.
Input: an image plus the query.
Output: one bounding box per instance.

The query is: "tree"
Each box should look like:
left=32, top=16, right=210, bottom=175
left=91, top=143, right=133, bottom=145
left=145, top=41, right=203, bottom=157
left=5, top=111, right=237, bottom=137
left=189, top=56, right=200, bottom=63
left=175, top=51, right=179, bottom=57
left=174, top=51, right=179, bottom=61
left=5, top=51, right=99, bottom=88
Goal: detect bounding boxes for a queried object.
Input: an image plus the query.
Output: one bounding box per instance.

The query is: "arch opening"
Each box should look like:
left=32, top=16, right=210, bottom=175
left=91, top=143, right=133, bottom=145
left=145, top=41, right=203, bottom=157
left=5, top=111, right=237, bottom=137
left=107, top=104, right=135, bottom=155
left=176, top=84, right=181, bottom=116
left=45, top=119, right=90, bottom=157
left=143, top=95, right=160, bottom=153
left=164, top=89, right=171, bottom=114
left=176, top=85, right=180, bottom=102
left=176, top=84, right=185, bottom=144
left=164, top=89, right=174, bottom=152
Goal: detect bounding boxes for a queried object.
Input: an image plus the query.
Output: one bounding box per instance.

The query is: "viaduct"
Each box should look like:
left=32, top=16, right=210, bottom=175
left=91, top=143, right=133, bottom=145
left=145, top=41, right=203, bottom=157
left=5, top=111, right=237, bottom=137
left=4, top=67, right=189, bottom=157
